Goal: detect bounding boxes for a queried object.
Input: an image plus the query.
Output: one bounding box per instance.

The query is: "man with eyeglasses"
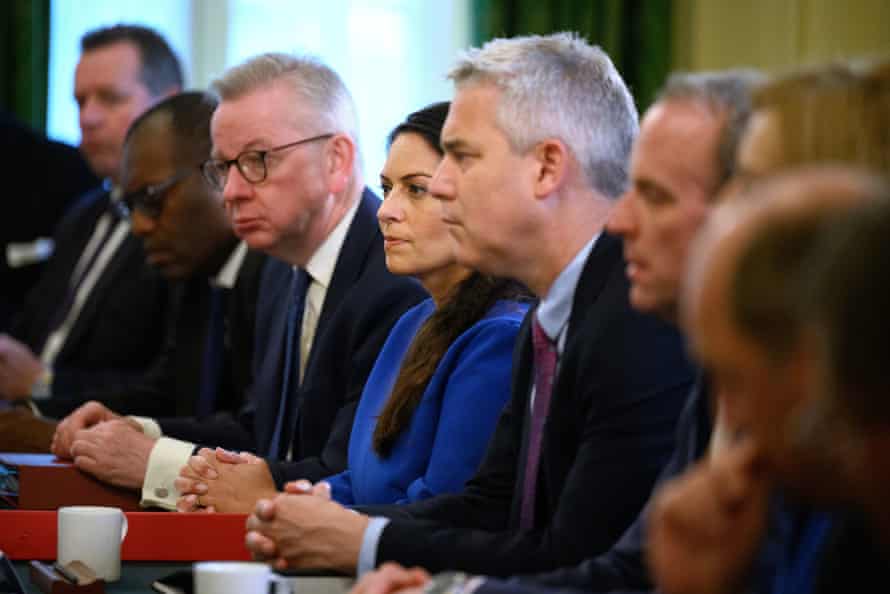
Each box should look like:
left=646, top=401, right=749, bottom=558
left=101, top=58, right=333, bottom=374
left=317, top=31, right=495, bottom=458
left=0, top=25, right=181, bottom=434
left=53, top=53, right=425, bottom=511
left=51, top=91, right=266, bottom=496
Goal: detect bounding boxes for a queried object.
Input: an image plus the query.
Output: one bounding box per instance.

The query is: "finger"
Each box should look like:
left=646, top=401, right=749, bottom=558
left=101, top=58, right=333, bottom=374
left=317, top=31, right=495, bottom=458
left=189, top=455, right=219, bottom=480
left=215, top=447, right=243, bottom=464
left=245, top=531, right=277, bottom=559
left=179, top=463, right=202, bottom=482
left=284, top=480, right=313, bottom=494
left=177, top=494, right=199, bottom=513
left=254, top=498, right=276, bottom=521
left=72, top=454, right=100, bottom=476
left=197, top=447, right=216, bottom=459
left=312, top=481, right=331, bottom=499
left=173, top=476, right=206, bottom=495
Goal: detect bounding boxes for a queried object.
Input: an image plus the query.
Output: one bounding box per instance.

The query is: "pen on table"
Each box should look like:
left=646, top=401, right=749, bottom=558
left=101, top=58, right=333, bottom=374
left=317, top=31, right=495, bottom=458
left=53, top=562, right=79, bottom=585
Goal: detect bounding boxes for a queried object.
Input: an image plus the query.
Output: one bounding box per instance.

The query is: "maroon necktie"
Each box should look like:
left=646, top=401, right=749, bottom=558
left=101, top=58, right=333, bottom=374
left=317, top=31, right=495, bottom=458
left=519, top=316, right=558, bottom=530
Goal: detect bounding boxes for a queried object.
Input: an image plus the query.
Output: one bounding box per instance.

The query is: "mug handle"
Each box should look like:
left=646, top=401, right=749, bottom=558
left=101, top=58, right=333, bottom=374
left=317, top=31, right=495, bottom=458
left=120, top=513, right=128, bottom=542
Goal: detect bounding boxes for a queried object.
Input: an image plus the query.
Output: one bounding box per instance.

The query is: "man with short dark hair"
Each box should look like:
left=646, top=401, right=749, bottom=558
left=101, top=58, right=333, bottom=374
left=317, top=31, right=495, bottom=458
left=50, top=91, right=266, bottom=491
left=0, top=24, right=181, bottom=422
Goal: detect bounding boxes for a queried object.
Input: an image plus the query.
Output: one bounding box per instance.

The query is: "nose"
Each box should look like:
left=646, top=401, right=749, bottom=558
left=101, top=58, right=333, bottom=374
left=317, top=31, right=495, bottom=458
left=605, top=192, right=637, bottom=237
left=221, top=163, right=253, bottom=208
left=377, top=191, right=405, bottom=227
left=79, top=96, right=103, bottom=130
left=130, top=209, right=157, bottom=237
left=429, top=159, right=455, bottom=202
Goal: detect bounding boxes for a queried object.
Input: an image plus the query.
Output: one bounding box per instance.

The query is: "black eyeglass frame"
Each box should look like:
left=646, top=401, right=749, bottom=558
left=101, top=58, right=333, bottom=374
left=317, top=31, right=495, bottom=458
left=119, top=167, right=200, bottom=219
left=201, top=132, right=335, bottom=191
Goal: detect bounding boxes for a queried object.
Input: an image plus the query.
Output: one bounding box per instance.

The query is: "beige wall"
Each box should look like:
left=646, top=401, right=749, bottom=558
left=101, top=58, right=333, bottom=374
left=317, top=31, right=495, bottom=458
left=673, top=0, right=890, bottom=73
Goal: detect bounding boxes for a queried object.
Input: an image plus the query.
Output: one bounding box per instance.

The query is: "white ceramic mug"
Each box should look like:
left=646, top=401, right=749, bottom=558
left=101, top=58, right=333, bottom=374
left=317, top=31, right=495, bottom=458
left=193, top=562, right=273, bottom=594
left=57, top=506, right=128, bottom=582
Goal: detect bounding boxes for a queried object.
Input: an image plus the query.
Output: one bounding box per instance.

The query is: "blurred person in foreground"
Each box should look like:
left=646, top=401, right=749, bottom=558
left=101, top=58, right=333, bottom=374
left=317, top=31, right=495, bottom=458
left=648, top=58, right=890, bottom=594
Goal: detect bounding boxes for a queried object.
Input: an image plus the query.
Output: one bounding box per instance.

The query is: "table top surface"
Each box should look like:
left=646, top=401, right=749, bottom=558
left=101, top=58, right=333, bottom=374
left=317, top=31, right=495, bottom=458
left=13, top=561, right=355, bottom=594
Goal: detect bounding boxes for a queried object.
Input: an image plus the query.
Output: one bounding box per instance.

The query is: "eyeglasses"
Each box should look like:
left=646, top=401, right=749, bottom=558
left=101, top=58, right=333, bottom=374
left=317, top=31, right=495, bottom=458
left=201, top=133, right=335, bottom=192
left=120, top=168, right=198, bottom=219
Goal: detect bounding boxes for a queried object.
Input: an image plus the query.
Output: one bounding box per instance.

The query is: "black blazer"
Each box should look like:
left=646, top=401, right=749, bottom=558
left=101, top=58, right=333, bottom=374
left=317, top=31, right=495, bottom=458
left=478, top=377, right=713, bottom=594
left=363, top=233, right=695, bottom=576
left=41, top=248, right=268, bottom=420
left=10, top=189, right=171, bottom=410
left=159, top=190, right=426, bottom=483
left=0, top=111, right=98, bottom=329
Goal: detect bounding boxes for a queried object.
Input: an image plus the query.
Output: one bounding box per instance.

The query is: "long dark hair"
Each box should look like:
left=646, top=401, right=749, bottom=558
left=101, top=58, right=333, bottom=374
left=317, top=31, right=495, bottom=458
left=373, top=272, right=530, bottom=455
left=372, top=102, right=532, bottom=455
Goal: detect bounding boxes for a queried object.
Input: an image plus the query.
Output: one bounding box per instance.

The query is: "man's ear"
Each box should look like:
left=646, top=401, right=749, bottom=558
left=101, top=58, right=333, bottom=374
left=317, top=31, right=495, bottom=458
left=326, top=134, right=356, bottom=194
left=532, top=139, right=568, bottom=199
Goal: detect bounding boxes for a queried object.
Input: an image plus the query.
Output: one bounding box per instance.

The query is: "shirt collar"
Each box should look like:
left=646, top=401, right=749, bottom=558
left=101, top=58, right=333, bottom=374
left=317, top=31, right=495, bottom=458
left=303, top=197, right=361, bottom=287
left=212, top=241, right=249, bottom=288
left=536, top=232, right=601, bottom=342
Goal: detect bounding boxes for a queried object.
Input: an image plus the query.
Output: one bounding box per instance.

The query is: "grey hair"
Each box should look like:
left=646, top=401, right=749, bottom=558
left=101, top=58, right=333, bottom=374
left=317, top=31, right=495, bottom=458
left=448, top=32, right=638, bottom=198
left=658, top=70, right=765, bottom=189
left=211, top=52, right=361, bottom=150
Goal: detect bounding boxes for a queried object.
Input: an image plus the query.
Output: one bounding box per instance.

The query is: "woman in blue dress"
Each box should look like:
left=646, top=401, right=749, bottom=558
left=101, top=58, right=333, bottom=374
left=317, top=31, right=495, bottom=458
left=321, top=101, right=530, bottom=504
left=176, top=102, right=530, bottom=511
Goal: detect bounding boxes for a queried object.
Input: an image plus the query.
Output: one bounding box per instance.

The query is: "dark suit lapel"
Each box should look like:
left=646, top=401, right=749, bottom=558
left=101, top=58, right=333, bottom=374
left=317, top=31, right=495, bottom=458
left=252, top=258, right=295, bottom=456
left=302, top=189, right=380, bottom=376
left=56, top=231, right=146, bottom=361
left=512, top=232, right=624, bottom=523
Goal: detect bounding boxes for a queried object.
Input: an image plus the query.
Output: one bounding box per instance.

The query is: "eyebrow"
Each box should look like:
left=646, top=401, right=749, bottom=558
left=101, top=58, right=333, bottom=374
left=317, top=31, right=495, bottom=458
left=441, top=138, right=471, bottom=153
left=402, top=172, right=432, bottom=180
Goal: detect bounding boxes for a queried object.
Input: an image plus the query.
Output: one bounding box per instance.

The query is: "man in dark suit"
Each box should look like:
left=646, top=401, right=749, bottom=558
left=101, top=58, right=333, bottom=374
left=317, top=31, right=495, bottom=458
left=0, top=111, right=98, bottom=330
left=53, top=54, right=425, bottom=511
left=241, top=33, right=692, bottom=577
left=0, top=25, right=182, bottom=413
left=45, top=91, right=261, bottom=420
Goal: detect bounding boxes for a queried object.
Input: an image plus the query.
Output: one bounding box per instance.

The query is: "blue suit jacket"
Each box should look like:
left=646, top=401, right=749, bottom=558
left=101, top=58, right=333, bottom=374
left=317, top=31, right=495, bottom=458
left=160, top=189, right=427, bottom=482
left=359, top=233, right=695, bottom=575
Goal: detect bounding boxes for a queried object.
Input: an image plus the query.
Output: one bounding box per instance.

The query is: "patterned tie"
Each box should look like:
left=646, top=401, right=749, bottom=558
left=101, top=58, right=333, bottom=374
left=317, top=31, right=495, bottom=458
left=194, top=286, right=228, bottom=418
left=266, top=268, right=310, bottom=459
left=519, top=316, right=558, bottom=530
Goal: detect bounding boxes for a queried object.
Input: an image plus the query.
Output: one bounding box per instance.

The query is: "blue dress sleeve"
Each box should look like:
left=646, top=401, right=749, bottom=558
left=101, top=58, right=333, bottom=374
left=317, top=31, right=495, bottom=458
left=400, top=317, right=522, bottom=503
left=322, top=469, right=356, bottom=505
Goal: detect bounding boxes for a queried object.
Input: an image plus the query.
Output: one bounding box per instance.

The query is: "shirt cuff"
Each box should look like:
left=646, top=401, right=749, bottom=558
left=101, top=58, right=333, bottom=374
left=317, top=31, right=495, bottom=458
left=357, top=516, right=390, bottom=576
left=141, top=436, right=196, bottom=509
left=130, top=416, right=163, bottom=439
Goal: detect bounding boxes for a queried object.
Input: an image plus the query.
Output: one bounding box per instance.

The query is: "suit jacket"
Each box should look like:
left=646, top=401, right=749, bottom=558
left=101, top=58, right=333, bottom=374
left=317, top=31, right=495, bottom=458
left=40, top=248, right=268, bottom=420
left=158, top=190, right=427, bottom=483
left=0, top=111, right=98, bottom=329
left=478, top=376, right=712, bottom=594
left=10, top=188, right=171, bottom=413
left=361, top=233, right=694, bottom=576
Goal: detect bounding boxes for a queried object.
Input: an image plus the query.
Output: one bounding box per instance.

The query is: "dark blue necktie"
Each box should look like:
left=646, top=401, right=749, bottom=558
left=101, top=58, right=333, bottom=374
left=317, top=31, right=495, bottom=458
left=194, top=286, right=228, bottom=418
left=266, top=268, right=310, bottom=459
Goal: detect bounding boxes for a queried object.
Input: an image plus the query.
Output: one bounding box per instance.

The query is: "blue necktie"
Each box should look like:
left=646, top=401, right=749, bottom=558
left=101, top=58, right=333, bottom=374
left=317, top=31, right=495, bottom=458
left=194, top=286, right=228, bottom=418
left=266, top=268, right=310, bottom=459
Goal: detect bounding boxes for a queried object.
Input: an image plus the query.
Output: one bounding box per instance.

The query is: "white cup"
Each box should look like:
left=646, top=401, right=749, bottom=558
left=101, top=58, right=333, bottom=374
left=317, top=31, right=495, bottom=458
left=193, top=562, right=273, bottom=594
left=57, top=506, right=128, bottom=582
